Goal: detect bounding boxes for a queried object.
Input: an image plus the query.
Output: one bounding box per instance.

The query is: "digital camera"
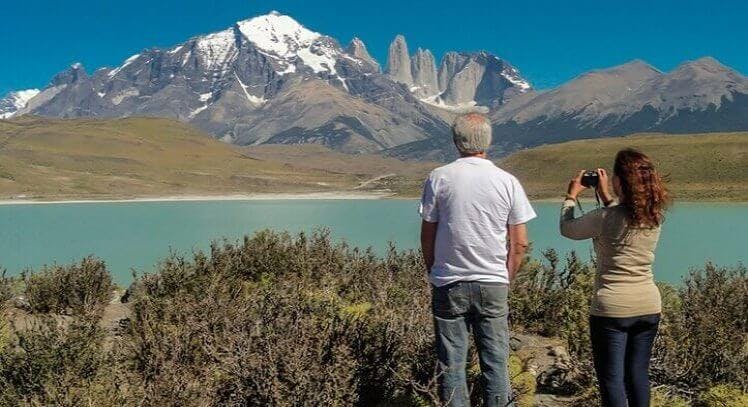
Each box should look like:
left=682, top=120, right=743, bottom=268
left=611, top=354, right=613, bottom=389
left=581, top=170, right=600, bottom=188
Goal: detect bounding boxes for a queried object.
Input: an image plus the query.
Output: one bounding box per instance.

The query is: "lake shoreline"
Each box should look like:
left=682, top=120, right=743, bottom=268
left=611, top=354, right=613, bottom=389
left=3, top=192, right=748, bottom=205
left=0, top=191, right=396, bottom=205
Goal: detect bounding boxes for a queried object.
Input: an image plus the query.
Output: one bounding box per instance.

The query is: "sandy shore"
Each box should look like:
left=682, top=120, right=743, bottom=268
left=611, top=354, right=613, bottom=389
left=0, top=191, right=395, bottom=205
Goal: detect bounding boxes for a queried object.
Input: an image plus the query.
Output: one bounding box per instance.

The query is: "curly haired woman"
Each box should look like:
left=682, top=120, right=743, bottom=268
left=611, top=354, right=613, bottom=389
left=560, top=148, right=671, bottom=407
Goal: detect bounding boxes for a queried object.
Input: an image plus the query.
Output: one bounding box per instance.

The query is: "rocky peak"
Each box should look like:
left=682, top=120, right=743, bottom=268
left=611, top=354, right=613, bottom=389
left=386, top=35, right=413, bottom=85
left=437, top=52, right=468, bottom=92
left=411, top=48, right=438, bottom=97
left=51, top=63, right=88, bottom=86
left=670, top=56, right=742, bottom=81
left=436, top=51, right=531, bottom=108
left=346, top=37, right=380, bottom=71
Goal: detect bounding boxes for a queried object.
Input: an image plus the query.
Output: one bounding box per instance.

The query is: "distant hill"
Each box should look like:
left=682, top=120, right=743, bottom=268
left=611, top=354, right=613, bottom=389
left=242, top=144, right=437, bottom=196
left=0, top=117, right=745, bottom=201
left=0, top=117, right=357, bottom=200
left=500, top=132, right=748, bottom=201
left=390, top=58, right=748, bottom=161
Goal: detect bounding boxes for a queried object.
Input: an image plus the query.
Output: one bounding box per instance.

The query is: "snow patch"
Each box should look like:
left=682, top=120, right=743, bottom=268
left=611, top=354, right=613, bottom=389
left=420, top=95, right=489, bottom=113
left=199, top=92, right=212, bottom=102
left=195, top=28, right=237, bottom=70
left=0, top=89, right=41, bottom=118
left=168, top=45, right=183, bottom=54
left=297, top=46, right=337, bottom=75
left=10, top=89, right=40, bottom=108
left=111, top=89, right=139, bottom=105
left=234, top=73, right=266, bottom=105
left=108, top=54, right=141, bottom=78
left=501, top=67, right=531, bottom=91
left=189, top=105, right=208, bottom=118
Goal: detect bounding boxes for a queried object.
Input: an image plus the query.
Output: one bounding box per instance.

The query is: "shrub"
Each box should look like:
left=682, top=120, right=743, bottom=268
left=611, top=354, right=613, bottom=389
left=22, top=256, right=113, bottom=315
left=0, top=269, right=13, bottom=306
left=0, top=314, right=131, bottom=406
left=650, top=387, right=689, bottom=407
left=124, top=230, right=438, bottom=405
left=509, top=248, right=595, bottom=340
left=696, top=385, right=748, bottom=407
left=654, top=263, right=747, bottom=390
left=1, top=230, right=745, bottom=405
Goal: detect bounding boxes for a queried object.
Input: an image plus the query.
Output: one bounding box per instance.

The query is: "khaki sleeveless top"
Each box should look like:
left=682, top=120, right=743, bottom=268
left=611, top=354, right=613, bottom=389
left=560, top=200, right=662, bottom=318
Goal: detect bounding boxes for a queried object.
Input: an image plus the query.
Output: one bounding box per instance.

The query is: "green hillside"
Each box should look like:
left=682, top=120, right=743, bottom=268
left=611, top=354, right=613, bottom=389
left=500, top=132, right=748, bottom=201
left=0, top=116, right=356, bottom=201
left=1, top=117, right=745, bottom=201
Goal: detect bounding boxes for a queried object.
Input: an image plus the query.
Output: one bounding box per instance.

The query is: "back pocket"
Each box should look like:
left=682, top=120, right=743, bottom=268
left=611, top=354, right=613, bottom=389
left=432, top=283, right=469, bottom=317
left=479, top=284, right=508, bottom=317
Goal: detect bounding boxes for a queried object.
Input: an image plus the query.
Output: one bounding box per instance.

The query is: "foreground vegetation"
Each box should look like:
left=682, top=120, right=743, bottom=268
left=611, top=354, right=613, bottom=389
left=1, top=230, right=745, bottom=406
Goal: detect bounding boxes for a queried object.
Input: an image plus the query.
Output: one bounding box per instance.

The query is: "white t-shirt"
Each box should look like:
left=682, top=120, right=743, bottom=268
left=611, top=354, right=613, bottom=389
left=419, top=156, right=536, bottom=287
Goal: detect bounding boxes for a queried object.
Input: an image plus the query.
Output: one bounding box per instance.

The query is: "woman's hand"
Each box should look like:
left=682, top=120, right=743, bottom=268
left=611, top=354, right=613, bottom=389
left=596, top=168, right=615, bottom=206
left=566, top=170, right=587, bottom=200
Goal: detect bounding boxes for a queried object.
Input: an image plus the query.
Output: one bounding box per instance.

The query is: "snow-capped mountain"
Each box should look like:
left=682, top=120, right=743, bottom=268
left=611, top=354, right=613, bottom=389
left=6, top=11, right=748, bottom=160
left=12, top=11, right=453, bottom=153
left=0, top=89, right=40, bottom=119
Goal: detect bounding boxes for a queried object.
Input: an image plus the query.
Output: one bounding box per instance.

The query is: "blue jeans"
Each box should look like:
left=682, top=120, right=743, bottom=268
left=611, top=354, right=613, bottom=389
left=590, top=314, right=660, bottom=407
left=432, top=281, right=513, bottom=407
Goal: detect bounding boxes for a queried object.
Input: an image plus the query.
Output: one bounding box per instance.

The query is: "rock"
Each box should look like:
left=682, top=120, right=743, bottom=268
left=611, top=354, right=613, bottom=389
left=411, top=48, right=439, bottom=98
left=10, top=295, right=31, bottom=312
left=385, top=35, right=413, bottom=85
left=438, top=51, right=529, bottom=108
left=346, top=37, right=379, bottom=72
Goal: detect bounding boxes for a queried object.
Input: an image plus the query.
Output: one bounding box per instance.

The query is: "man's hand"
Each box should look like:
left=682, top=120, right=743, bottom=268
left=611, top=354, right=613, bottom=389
left=420, top=221, right=438, bottom=273
left=507, top=223, right=529, bottom=282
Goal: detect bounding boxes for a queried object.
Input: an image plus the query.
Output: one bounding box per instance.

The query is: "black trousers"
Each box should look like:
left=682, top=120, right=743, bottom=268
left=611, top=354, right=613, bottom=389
left=590, top=313, right=660, bottom=407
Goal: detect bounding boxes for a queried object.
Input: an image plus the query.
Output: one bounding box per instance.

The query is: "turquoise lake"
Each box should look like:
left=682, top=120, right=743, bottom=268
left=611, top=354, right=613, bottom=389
left=0, top=200, right=745, bottom=285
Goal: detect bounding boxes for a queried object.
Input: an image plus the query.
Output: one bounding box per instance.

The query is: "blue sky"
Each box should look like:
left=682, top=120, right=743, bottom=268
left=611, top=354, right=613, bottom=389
left=1, top=0, right=746, bottom=95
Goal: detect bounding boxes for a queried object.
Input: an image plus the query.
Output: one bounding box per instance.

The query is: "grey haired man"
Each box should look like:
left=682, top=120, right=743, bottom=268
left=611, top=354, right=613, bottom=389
left=420, top=112, right=536, bottom=406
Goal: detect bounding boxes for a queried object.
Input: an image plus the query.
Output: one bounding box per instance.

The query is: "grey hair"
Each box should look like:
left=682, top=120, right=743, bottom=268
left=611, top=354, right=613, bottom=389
left=451, top=113, right=492, bottom=154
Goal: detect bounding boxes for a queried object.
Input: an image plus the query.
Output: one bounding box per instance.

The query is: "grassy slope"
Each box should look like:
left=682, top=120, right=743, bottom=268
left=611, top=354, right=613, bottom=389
left=241, top=144, right=437, bottom=196
left=500, top=132, right=748, bottom=201
left=1, top=117, right=745, bottom=201
left=0, top=116, right=356, bottom=200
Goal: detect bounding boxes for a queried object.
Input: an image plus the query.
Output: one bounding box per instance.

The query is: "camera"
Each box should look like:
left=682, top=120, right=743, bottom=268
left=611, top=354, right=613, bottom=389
left=581, top=170, right=599, bottom=188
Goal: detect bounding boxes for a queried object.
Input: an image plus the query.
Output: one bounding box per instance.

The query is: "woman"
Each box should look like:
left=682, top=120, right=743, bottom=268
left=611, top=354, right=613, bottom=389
left=559, top=148, right=671, bottom=407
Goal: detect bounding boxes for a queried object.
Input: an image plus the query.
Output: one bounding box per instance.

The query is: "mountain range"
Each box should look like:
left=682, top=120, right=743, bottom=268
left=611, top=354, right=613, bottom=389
left=2, top=11, right=747, bottom=161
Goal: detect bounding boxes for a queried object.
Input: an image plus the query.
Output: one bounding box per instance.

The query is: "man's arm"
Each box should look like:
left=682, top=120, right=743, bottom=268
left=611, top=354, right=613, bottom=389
left=420, top=220, right=438, bottom=273
left=507, top=223, right=529, bottom=282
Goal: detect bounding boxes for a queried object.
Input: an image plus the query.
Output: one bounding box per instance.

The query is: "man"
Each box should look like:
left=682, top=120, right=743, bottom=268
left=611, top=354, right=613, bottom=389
left=420, top=112, right=536, bottom=406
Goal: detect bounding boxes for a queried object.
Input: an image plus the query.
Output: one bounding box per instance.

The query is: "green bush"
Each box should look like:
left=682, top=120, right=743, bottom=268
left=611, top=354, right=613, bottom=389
left=0, top=231, right=745, bottom=405
left=654, top=263, right=747, bottom=390
left=509, top=248, right=595, bottom=341
left=650, top=387, right=689, bottom=407
left=696, top=384, right=748, bottom=407
left=0, top=270, right=13, bottom=306
left=22, top=256, right=113, bottom=316
left=0, top=314, right=130, bottom=406
left=124, top=230, right=438, bottom=405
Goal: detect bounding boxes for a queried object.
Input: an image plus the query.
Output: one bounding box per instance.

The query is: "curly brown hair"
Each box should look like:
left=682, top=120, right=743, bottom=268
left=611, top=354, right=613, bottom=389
left=613, top=148, right=671, bottom=227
